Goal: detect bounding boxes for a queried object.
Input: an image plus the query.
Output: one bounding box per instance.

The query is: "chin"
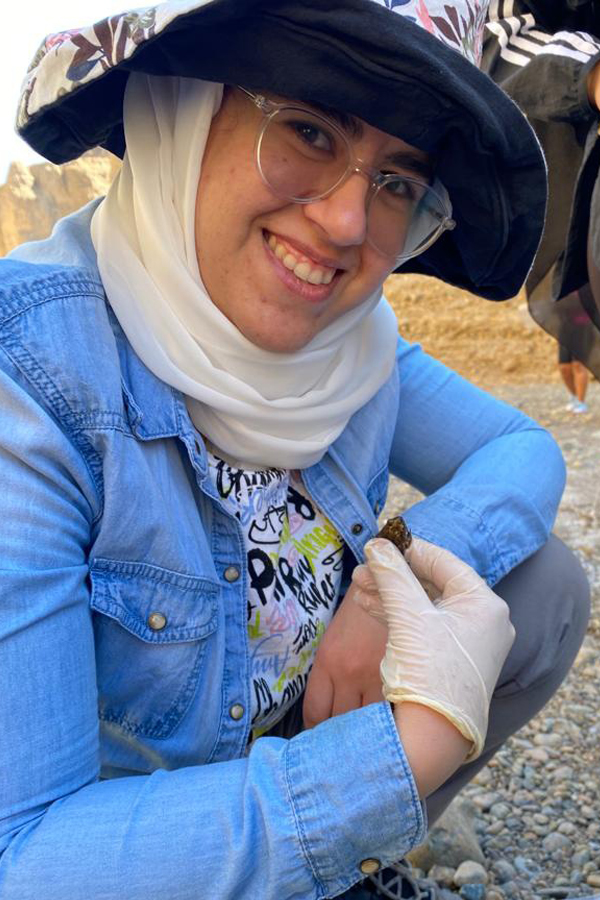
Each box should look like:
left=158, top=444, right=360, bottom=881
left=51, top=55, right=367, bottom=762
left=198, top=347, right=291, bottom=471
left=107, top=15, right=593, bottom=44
left=254, top=335, right=311, bottom=354
left=242, top=324, right=315, bottom=354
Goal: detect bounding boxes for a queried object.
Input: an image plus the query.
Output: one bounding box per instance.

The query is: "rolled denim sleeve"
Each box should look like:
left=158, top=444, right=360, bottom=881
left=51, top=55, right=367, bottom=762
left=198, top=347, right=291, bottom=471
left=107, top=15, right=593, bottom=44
left=390, top=338, right=565, bottom=585
left=0, top=360, right=425, bottom=899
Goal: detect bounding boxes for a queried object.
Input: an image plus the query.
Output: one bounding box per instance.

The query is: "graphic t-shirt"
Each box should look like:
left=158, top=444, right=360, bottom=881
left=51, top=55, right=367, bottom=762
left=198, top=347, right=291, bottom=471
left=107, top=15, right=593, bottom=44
left=207, top=450, right=344, bottom=733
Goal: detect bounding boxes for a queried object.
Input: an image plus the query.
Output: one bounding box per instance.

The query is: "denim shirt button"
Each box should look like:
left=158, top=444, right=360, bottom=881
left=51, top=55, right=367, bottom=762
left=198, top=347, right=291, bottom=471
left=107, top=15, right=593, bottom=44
left=351, top=523, right=363, bottom=535
left=373, top=501, right=382, bottom=515
left=224, top=565, right=241, bottom=583
left=229, top=703, right=245, bottom=721
left=147, top=611, right=167, bottom=631
left=359, top=858, right=381, bottom=875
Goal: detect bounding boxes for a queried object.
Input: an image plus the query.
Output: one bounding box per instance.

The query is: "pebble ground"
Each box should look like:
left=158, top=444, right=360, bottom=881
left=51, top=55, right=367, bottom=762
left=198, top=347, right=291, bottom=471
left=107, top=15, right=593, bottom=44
left=385, top=382, right=600, bottom=900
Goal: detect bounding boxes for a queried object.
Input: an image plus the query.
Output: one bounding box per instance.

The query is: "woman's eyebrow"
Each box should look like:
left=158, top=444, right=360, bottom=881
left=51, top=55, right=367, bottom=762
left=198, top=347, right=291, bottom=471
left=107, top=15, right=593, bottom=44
left=307, top=101, right=364, bottom=138
left=384, top=152, right=434, bottom=180
left=306, top=100, right=434, bottom=178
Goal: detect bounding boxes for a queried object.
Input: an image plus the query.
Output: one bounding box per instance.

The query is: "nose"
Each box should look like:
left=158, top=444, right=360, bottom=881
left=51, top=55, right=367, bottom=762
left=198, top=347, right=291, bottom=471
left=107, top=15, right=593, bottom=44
left=302, top=171, right=370, bottom=248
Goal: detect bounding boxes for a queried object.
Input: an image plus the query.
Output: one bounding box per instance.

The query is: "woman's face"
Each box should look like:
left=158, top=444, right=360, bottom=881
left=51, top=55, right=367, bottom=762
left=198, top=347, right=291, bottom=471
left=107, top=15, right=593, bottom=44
left=195, top=88, right=432, bottom=353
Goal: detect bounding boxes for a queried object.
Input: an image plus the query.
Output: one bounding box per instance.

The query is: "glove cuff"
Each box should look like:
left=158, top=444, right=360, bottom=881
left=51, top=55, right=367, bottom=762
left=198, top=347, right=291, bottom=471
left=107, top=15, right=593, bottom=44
left=384, top=687, right=484, bottom=761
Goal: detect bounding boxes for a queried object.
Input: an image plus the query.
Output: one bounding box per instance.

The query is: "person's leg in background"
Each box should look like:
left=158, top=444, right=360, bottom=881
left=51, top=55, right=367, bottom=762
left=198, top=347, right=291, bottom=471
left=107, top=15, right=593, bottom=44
left=426, top=534, right=590, bottom=824
left=571, top=359, right=590, bottom=411
left=558, top=345, right=579, bottom=411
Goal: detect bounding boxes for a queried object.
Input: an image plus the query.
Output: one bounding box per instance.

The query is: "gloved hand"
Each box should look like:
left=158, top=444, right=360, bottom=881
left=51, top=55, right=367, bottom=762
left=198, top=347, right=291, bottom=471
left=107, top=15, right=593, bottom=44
left=352, top=537, right=515, bottom=760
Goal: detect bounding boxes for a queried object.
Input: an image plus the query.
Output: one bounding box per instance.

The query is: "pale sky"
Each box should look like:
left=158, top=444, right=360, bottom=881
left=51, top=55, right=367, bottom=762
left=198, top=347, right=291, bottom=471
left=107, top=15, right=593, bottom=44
left=1, top=3, right=123, bottom=181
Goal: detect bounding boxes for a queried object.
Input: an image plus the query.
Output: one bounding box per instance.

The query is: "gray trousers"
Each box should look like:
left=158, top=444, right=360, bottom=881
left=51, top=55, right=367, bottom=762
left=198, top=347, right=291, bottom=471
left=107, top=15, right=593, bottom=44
left=342, top=535, right=590, bottom=899
left=426, top=533, right=590, bottom=824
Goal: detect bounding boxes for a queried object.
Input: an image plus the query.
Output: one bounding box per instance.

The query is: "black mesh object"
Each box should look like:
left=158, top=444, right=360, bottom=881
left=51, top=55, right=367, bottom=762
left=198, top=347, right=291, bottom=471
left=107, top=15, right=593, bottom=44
left=367, top=860, right=439, bottom=899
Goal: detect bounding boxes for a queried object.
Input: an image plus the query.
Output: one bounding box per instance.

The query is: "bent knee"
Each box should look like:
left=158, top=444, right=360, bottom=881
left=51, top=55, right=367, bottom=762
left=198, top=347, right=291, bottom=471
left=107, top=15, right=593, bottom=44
left=493, top=535, right=590, bottom=694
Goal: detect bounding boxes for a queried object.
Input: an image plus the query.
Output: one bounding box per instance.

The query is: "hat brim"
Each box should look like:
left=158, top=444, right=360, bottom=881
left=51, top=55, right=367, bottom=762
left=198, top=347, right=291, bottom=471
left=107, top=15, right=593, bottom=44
left=17, top=0, right=547, bottom=300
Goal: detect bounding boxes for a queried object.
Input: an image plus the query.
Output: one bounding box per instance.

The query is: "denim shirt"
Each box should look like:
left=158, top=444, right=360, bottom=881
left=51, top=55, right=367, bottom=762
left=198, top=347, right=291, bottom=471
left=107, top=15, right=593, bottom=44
left=0, top=203, right=565, bottom=899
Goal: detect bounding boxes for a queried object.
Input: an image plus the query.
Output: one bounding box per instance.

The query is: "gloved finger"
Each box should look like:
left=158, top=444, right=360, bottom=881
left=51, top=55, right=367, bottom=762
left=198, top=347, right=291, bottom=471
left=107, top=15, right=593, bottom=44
left=351, top=563, right=377, bottom=594
left=405, top=537, right=487, bottom=599
left=352, top=584, right=387, bottom=621
left=364, top=538, right=432, bottom=615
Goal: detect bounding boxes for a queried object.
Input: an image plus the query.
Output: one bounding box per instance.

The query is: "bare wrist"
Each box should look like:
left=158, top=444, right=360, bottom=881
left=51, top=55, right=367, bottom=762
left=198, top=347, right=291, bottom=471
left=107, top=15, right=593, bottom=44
left=393, top=702, right=470, bottom=798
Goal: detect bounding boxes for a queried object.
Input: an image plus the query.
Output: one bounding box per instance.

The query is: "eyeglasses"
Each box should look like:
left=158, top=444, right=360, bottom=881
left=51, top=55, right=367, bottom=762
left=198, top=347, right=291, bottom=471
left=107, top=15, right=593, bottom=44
left=238, top=87, right=455, bottom=262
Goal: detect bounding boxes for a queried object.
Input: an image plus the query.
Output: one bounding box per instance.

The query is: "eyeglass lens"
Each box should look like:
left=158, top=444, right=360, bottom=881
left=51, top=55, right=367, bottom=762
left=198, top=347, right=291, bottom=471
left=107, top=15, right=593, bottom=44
left=256, top=107, right=448, bottom=260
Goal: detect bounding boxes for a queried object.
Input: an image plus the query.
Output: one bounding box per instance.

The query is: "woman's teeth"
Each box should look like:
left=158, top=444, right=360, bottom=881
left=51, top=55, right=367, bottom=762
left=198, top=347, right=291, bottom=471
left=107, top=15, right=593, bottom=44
left=267, top=233, right=335, bottom=285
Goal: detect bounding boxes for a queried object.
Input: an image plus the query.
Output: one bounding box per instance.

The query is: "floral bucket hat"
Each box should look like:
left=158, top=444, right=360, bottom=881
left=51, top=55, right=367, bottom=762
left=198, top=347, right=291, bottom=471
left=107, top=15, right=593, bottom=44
left=16, top=0, right=546, bottom=301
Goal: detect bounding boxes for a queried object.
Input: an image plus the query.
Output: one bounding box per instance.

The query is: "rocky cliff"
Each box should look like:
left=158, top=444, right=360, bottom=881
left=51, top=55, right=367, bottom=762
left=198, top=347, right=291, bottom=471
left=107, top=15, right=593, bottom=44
left=0, top=149, right=120, bottom=257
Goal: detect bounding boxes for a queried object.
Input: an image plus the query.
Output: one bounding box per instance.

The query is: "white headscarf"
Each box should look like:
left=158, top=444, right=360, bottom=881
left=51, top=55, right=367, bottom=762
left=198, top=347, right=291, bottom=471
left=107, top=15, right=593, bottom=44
left=91, top=74, right=398, bottom=469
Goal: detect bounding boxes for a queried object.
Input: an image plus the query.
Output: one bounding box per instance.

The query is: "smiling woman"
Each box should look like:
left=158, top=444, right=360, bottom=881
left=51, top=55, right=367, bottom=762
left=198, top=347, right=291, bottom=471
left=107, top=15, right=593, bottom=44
left=0, top=2, right=590, bottom=900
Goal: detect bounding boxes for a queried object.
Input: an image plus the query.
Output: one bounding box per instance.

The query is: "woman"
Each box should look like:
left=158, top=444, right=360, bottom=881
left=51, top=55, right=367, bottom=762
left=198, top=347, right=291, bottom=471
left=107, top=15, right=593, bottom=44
left=0, top=2, right=589, bottom=898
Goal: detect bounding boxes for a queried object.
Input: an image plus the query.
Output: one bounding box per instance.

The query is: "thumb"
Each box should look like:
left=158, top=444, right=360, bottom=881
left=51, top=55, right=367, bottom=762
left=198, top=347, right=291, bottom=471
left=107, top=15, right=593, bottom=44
left=364, top=538, right=432, bottom=616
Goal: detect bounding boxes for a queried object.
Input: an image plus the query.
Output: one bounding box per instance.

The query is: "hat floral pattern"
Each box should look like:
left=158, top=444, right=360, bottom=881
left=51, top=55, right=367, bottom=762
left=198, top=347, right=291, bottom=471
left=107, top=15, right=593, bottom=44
left=17, top=0, right=489, bottom=131
left=377, top=0, right=487, bottom=64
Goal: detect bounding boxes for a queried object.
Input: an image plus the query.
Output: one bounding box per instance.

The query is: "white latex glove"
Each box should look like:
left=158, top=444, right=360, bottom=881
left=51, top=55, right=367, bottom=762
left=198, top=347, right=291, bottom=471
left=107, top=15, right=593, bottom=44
left=352, top=537, right=515, bottom=760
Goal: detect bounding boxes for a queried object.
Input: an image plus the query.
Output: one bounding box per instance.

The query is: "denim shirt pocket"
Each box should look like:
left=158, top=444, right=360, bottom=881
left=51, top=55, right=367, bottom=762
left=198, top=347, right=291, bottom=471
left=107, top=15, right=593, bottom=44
left=90, top=558, right=219, bottom=739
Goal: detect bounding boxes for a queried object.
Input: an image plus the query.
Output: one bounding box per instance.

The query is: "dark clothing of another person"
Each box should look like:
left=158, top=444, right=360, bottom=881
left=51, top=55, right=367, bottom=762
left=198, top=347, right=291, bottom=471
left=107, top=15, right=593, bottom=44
left=483, top=0, right=600, bottom=374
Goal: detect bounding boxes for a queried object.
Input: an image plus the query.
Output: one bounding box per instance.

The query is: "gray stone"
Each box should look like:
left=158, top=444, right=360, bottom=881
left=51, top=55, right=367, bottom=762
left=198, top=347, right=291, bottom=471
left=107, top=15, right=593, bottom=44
left=427, top=865, right=455, bottom=888
left=408, top=799, right=484, bottom=870
left=513, top=856, right=541, bottom=879
left=572, top=849, right=592, bottom=867
left=489, top=802, right=511, bottom=819
left=459, top=886, right=486, bottom=900
left=534, top=733, right=561, bottom=747
left=491, top=860, right=516, bottom=884
left=471, top=792, right=502, bottom=812
left=454, top=861, right=488, bottom=887
left=542, top=832, right=572, bottom=854
left=551, top=765, right=574, bottom=781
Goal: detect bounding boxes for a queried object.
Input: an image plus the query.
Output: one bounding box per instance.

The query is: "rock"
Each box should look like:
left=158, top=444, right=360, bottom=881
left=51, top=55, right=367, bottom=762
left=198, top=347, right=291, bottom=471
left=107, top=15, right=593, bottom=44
left=587, top=872, right=600, bottom=888
left=0, top=151, right=120, bottom=257
left=534, top=733, right=561, bottom=747
left=408, top=799, right=484, bottom=871
left=489, top=802, right=511, bottom=819
left=572, top=849, right=592, bottom=867
left=459, top=886, right=486, bottom=900
left=427, top=865, right=455, bottom=888
left=525, top=747, right=549, bottom=763
left=557, top=820, right=577, bottom=836
left=542, top=832, right=572, bottom=854
left=471, top=792, right=502, bottom=812
left=513, top=856, right=541, bottom=879
left=551, top=765, right=574, bottom=781
left=491, top=860, right=516, bottom=883
left=454, top=861, right=488, bottom=887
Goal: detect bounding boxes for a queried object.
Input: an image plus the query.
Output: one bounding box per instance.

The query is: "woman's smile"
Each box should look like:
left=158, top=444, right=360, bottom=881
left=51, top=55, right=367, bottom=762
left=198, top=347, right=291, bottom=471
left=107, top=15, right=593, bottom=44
left=263, top=229, right=341, bottom=302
